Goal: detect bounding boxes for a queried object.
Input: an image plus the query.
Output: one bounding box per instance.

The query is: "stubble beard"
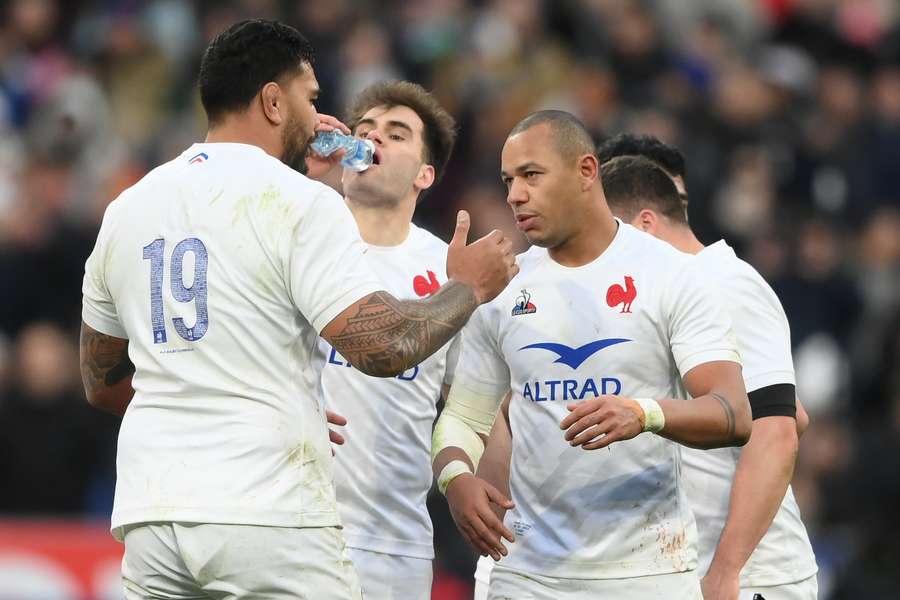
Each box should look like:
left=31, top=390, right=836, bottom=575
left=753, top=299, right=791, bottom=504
left=345, top=171, right=405, bottom=210
left=282, top=116, right=314, bottom=174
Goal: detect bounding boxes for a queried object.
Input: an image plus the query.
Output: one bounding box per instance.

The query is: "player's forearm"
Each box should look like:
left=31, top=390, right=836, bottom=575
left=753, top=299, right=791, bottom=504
left=432, top=434, right=490, bottom=496
left=659, top=360, right=752, bottom=448
left=327, top=282, right=477, bottom=378
left=80, top=322, right=135, bottom=417
left=657, top=392, right=751, bottom=449
left=476, top=405, right=512, bottom=499
left=86, top=376, right=135, bottom=417
left=432, top=383, right=505, bottom=493
left=476, top=406, right=512, bottom=519
left=433, top=445, right=480, bottom=479
left=432, top=408, right=489, bottom=476
left=707, top=417, right=798, bottom=576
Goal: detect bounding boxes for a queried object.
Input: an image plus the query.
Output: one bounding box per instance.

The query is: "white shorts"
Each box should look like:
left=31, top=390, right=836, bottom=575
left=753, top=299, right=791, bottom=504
left=473, top=555, right=493, bottom=600
left=486, top=564, right=702, bottom=600
left=739, top=574, right=818, bottom=600
left=121, top=522, right=362, bottom=600
left=346, top=546, right=432, bottom=600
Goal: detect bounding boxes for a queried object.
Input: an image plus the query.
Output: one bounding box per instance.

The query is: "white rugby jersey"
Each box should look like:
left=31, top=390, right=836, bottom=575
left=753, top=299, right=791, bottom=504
left=320, top=224, right=459, bottom=560
left=681, top=240, right=817, bottom=586
left=82, top=143, right=382, bottom=540
left=454, top=222, right=741, bottom=579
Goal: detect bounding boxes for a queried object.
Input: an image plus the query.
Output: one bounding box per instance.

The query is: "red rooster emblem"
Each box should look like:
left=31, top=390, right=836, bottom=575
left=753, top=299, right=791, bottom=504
left=606, top=276, right=636, bottom=313
left=413, top=270, right=441, bottom=297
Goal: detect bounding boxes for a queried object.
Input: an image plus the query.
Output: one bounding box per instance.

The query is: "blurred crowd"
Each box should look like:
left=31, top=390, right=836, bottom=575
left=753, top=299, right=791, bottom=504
left=1, top=0, right=899, bottom=598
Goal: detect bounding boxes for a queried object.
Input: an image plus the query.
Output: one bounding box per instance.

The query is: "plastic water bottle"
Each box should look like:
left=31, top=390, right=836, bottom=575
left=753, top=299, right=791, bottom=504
left=310, top=130, right=375, bottom=171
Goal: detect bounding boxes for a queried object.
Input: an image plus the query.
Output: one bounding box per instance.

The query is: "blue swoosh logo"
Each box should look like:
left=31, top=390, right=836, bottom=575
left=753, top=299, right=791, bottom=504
left=519, top=338, right=631, bottom=369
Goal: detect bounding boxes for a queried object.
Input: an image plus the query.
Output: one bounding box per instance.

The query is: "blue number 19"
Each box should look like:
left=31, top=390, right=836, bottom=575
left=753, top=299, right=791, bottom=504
left=142, top=237, right=209, bottom=343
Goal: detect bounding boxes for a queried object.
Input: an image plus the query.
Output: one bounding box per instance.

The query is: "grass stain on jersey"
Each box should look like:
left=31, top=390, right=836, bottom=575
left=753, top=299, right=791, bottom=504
left=231, top=185, right=292, bottom=226
left=287, top=442, right=315, bottom=467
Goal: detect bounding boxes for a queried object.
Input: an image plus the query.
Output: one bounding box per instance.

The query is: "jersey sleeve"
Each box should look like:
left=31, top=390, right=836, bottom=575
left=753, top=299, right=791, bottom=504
left=82, top=202, right=128, bottom=339
left=286, top=187, right=383, bottom=334
left=663, top=259, right=741, bottom=377
left=726, top=274, right=796, bottom=393
left=451, top=305, right=510, bottom=397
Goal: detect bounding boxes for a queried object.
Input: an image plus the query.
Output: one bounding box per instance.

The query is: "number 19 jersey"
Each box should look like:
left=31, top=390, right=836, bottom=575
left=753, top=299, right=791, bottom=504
left=81, top=143, right=382, bottom=540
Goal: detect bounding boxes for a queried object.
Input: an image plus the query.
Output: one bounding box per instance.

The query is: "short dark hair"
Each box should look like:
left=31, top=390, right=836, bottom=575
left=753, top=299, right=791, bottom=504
left=508, top=110, right=595, bottom=162
left=601, top=156, right=687, bottom=224
left=345, top=80, right=457, bottom=183
left=596, top=133, right=687, bottom=179
left=199, top=20, right=315, bottom=125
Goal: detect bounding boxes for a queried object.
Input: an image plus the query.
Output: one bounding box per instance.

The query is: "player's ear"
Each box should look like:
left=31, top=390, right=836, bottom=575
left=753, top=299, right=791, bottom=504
left=414, top=164, right=436, bottom=193
left=579, top=154, right=599, bottom=191
left=260, top=82, right=284, bottom=126
left=636, top=209, right=658, bottom=234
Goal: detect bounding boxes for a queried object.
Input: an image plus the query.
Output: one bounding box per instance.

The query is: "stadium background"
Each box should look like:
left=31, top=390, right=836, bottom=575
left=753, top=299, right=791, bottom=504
left=0, top=0, right=898, bottom=598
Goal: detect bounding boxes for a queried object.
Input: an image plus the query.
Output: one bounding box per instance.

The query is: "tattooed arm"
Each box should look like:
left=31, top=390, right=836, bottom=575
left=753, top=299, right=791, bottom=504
left=79, top=321, right=135, bottom=417
left=321, top=211, right=517, bottom=378
left=321, top=282, right=478, bottom=377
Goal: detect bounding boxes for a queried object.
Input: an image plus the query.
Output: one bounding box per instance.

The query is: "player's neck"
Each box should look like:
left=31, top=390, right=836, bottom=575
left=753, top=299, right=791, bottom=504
left=346, top=197, right=415, bottom=247
left=669, top=226, right=705, bottom=255
left=205, top=120, right=281, bottom=160
left=549, top=203, right=618, bottom=267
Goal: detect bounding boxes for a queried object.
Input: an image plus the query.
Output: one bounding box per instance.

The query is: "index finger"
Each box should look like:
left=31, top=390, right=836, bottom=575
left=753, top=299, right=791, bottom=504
left=325, top=410, right=347, bottom=426
left=478, top=503, right=516, bottom=544
left=559, top=401, right=597, bottom=429
left=317, top=113, right=351, bottom=135
left=582, top=429, right=623, bottom=450
left=468, top=511, right=509, bottom=557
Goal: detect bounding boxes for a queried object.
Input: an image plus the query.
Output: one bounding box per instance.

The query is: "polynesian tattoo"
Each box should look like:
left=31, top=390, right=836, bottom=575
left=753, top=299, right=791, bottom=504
left=329, top=282, right=476, bottom=377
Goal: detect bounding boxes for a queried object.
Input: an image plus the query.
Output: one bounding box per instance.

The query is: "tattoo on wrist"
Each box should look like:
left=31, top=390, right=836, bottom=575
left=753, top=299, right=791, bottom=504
left=330, top=282, right=477, bottom=377
left=711, top=392, right=736, bottom=438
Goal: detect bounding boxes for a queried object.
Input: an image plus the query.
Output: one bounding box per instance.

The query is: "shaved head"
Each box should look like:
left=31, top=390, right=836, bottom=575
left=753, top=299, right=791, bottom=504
left=508, top=110, right=595, bottom=163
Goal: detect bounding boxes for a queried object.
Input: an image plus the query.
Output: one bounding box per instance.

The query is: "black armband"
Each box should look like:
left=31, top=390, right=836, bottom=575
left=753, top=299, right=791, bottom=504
left=748, top=383, right=796, bottom=420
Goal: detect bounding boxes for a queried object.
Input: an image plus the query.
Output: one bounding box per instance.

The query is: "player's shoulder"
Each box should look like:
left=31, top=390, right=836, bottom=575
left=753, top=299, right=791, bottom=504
left=615, top=224, right=696, bottom=288
left=196, top=142, right=341, bottom=206
left=99, top=156, right=181, bottom=224
left=695, top=240, right=741, bottom=273
left=697, top=240, right=786, bottom=315
left=113, top=152, right=182, bottom=201
left=255, top=153, right=340, bottom=204
left=697, top=241, right=773, bottom=292
left=621, top=223, right=692, bottom=267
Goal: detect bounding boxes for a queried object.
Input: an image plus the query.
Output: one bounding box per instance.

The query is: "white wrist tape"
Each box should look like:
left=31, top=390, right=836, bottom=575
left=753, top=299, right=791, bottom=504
left=432, top=382, right=501, bottom=463
left=437, top=460, right=472, bottom=495
left=432, top=409, right=486, bottom=468
left=635, top=398, right=666, bottom=433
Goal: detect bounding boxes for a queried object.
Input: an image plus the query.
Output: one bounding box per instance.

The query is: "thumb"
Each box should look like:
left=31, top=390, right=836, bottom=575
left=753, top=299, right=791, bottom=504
left=449, top=210, right=470, bottom=249
left=485, top=483, right=515, bottom=509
